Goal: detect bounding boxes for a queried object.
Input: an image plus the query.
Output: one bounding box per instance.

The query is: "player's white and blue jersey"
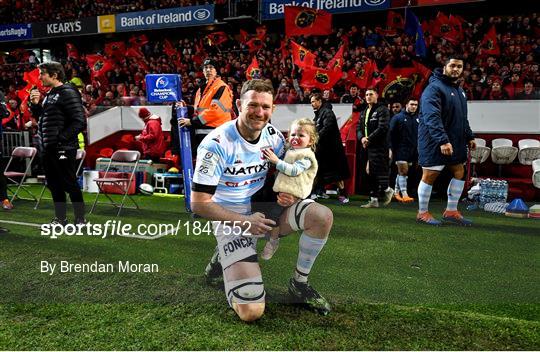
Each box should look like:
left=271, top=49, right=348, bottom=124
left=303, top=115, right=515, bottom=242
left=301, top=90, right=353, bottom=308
left=192, top=120, right=286, bottom=211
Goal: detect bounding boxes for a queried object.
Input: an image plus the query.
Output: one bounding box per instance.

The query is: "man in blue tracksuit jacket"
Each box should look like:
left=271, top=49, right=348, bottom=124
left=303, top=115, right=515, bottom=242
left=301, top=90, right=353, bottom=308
left=416, top=55, right=476, bottom=226
left=389, top=98, right=419, bottom=203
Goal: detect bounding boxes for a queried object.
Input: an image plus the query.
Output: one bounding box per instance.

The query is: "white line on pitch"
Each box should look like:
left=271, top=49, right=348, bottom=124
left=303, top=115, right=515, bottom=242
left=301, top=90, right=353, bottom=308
left=0, top=220, right=42, bottom=227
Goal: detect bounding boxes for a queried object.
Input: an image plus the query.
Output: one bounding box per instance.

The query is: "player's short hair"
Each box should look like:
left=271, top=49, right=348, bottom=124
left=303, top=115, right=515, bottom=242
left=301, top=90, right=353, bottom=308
left=38, top=61, right=66, bottom=82
left=406, top=97, right=419, bottom=103
left=240, top=79, right=274, bottom=98
left=444, top=55, right=465, bottom=64
left=365, top=87, right=378, bottom=94
left=290, top=118, right=319, bottom=152
left=310, top=92, right=323, bottom=102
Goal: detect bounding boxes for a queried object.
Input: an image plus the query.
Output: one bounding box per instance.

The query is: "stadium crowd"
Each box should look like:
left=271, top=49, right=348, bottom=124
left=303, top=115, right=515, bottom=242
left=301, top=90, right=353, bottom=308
left=0, top=11, right=539, bottom=134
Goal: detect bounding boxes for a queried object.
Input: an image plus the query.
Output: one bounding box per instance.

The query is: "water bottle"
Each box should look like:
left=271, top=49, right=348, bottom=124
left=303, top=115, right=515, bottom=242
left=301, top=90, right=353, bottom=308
left=479, top=179, right=486, bottom=208
left=489, top=179, right=495, bottom=204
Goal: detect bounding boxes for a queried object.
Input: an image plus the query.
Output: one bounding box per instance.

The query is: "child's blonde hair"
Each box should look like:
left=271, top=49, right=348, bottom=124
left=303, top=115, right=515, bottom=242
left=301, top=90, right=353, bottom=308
left=289, top=118, right=319, bottom=152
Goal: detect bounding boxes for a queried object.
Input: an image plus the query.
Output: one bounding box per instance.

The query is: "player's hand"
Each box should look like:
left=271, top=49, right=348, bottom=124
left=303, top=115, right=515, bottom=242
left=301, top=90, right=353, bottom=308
left=262, top=148, right=279, bottom=164
left=135, top=134, right=141, bottom=141
left=245, top=212, right=275, bottom=236
left=361, top=137, right=369, bottom=148
left=178, top=118, right=191, bottom=127
left=468, top=139, right=477, bottom=151
left=277, top=192, right=298, bottom=207
left=440, top=143, right=453, bottom=156
left=29, top=89, right=41, bottom=105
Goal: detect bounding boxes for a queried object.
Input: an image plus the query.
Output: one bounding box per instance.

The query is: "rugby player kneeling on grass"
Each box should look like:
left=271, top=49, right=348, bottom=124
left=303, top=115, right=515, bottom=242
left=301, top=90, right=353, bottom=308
left=191, top=79, right=333, bottom=321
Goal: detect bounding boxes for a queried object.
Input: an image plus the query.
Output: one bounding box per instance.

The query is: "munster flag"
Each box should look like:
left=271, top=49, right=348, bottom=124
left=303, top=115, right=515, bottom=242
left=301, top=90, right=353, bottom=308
left=326, top=46, right=344, bottom=71
left=129, top=34, right=148, bottom=47
left=86, top=54, right=114, bottom=79
left=351, top=59, right=380, bottom=89
left=479, top=26, right=500, bottom=56
left=66, top=43, right=79, bottom=60
left=23, top=68, right=43, bottom=91
left=432, top=12, right=459, bottom=44
left=126, top=46, right=144, bottom=59
left=246, top=57, right=261, bottom=80
left=448, top=14, right=464, bottom=41
left=290, top=40, right=316, bottom=68
left=104, top=41, right=126, bottom=61
left=301, top=66, right=341, bottom=91
left=285, top=6, right=332, bottom=37
left=239, top=29, right=249, bottom=43
left=387, top=11, right=404, bottom=30
left=206, top=31, right=228, bottom=46
left=163, top=39, right=178, bottom=57
left=378, top=62, right=431, bottom=101
left=246, top=37, right=264, bottom=53
left=256, top=25, right=267, bottom=40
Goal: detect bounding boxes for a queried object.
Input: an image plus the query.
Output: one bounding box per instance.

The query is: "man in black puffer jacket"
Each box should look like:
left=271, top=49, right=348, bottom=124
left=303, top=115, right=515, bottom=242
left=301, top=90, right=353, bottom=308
left=30, top=62, right=86, bottom=225
left=357, top=88, right=394, bottom=208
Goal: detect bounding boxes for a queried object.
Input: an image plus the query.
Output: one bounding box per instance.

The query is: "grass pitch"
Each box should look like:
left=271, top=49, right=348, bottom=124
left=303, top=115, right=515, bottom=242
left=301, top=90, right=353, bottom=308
left=0, top=187, right=538, bottom=350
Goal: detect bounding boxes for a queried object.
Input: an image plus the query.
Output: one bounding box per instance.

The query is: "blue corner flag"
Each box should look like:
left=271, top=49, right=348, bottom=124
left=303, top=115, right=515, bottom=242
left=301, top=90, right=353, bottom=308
left=405, top=9, right=427, bottom=58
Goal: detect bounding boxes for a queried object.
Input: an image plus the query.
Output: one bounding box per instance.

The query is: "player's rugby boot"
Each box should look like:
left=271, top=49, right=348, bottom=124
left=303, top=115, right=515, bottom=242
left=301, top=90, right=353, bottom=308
left=50, top=217, right=69, bottom=227
left=204, top=246, right=223, bottom=286
left=401, top=195, right=415, bottom=203
left=442, top=210, right=473, bottom=226
left=416, top=212, right=442, bottom=226
left=2, top=199, right=13, bottom=210
left=288, top=278, right=331, bottom=316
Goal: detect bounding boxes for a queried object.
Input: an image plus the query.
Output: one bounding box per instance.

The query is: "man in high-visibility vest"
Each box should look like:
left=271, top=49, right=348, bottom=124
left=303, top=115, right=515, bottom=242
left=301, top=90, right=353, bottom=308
left=178, top=58, right=233, bottom=153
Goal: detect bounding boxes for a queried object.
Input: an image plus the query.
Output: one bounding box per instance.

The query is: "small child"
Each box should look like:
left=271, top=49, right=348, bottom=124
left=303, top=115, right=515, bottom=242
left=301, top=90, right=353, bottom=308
left=260, top=118, right=319, bottom=260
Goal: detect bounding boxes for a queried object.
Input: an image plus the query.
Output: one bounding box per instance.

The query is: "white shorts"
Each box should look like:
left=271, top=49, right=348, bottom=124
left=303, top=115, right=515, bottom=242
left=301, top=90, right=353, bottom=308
left=422, top=165, right=445, bottom=171
left=213, top=221, right=258, bottom=270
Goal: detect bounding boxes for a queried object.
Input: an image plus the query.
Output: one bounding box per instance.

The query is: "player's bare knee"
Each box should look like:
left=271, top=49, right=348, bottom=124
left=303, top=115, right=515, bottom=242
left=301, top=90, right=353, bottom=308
left=421, top=171, right=438, bottom=185
left=306, top=205, right=333, bottom=234
left=234, top=302, right=265, bottom=322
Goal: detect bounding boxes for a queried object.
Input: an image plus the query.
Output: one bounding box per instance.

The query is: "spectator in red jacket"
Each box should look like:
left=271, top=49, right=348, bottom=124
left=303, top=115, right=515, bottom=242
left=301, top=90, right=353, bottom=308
left=482, top=78, right=510, bottom=100
left=135, top=107, right=167, bottom=162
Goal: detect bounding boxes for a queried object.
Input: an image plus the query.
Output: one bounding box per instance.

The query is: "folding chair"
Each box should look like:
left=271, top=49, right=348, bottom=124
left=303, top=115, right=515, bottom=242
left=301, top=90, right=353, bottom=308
left=34, top=149, right=86, bottom=209
left=469, top=138, right=491, bottom=178
left=517, top=139, right=540, bottom=165
left=533, top=159, right=540, bottom=189
left=491, top=138, right=518, bottom=177
left=4, top=146, right=38, bottom=203
left=90, top=150, right=141, bottom=216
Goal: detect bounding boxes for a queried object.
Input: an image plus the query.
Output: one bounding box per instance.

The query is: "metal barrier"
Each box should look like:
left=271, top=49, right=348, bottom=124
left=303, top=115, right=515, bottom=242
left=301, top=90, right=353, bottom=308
left=1, top=131, right=31, bottom=158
